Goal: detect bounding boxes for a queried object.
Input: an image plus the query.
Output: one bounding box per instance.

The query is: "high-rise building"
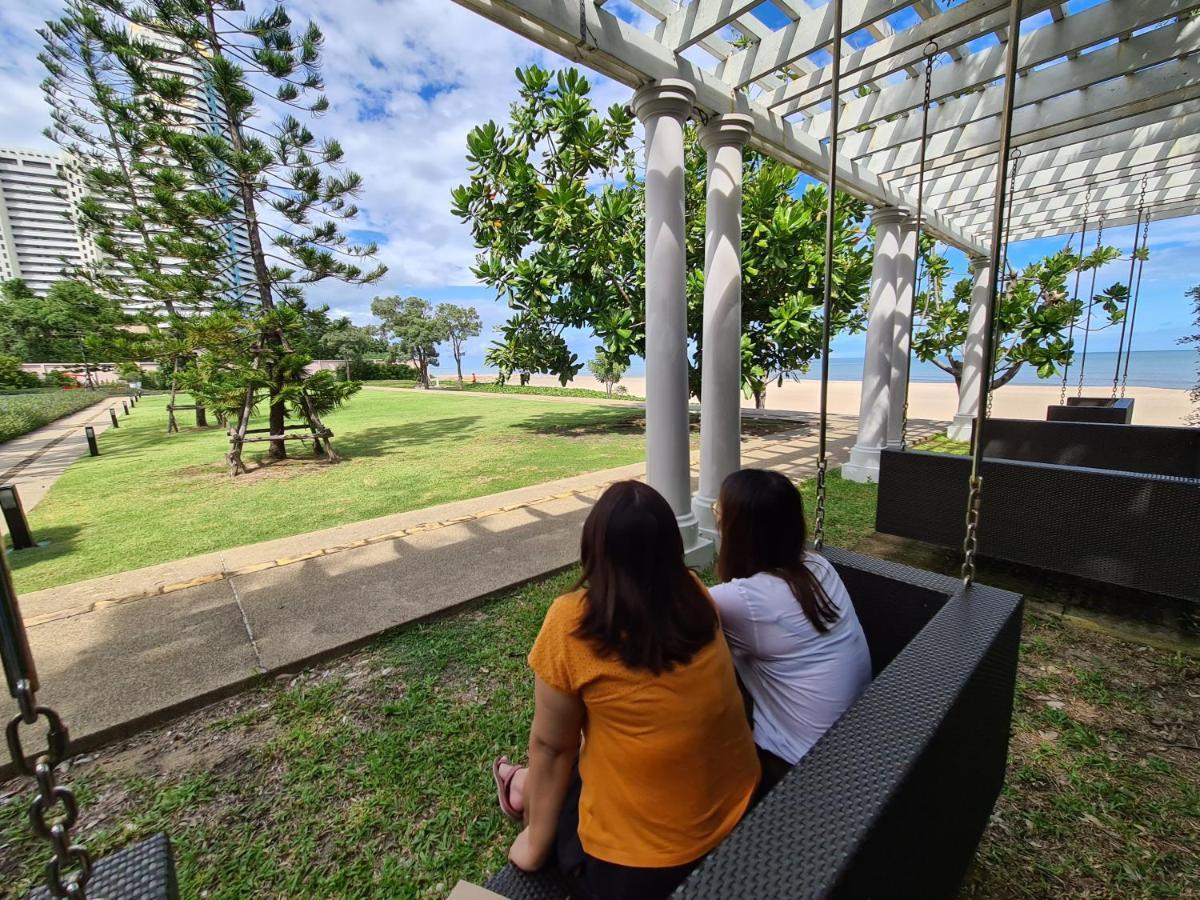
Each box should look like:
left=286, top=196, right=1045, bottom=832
left=0, top=148, right=100, bottom=296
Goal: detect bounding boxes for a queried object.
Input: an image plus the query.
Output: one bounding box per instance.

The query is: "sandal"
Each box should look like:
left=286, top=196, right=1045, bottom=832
left=493, top=755, right=524, bottom=823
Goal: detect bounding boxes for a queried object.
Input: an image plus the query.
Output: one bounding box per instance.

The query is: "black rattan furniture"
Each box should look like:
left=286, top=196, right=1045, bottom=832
left=484, top=548, right=1023, bottom=899
left=875, top=421, right=1200, bottom=601
left=1046, top=396, right=1135, bottom=424
left=27, top=833, right=178, bottom=900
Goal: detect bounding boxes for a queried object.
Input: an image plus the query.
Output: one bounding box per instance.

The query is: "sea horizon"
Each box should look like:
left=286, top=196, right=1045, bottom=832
left=434, top=348, right=1197, bottom=391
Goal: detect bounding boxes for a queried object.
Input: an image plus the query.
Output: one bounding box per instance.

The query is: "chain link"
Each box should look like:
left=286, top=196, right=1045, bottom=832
left=812, top=459, right=828, bottom=550
left=960, top=475, right=983, bottom=585
left=1120, top=207, right=1150, bottom=399
left=6, top=682, right=91, bottom=899
left=1077, top=216, right=1104, bottom=398
left=1060, top=195, right=1090, bottom=407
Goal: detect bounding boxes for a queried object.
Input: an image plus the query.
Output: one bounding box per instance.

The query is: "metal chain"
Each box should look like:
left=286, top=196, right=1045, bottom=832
left=1077, top=216, right=1104, bottom=398
left=1111, top=179, right=1147, bottom=399
left=812, top=459, right=829, bottom=550
left=985, top=148, right=1019, bottom=422
left=899, top=41, right=938, bottom=452
left=1060, top=195, right=1090, bottom=406
left=1120, top=208, right=1151, bottom=398
left=960, top=475, right=983, bottom=585
left=6, top=683, right=91, bottom=898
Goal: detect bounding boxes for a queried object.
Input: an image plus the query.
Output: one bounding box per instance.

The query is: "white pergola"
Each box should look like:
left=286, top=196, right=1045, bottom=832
left=452, top=0, right=1200, bottom=561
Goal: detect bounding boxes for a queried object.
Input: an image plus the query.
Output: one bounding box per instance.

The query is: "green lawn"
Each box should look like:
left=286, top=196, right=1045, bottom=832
left=372, top=380, right=644, bottom=402
left=8, top=388, right=654, bottom=592
left=2, top=473, right=1194, bottom=899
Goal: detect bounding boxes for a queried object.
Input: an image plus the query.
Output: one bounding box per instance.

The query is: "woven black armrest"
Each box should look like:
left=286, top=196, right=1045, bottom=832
left=483, top=863, right=571, bottom=899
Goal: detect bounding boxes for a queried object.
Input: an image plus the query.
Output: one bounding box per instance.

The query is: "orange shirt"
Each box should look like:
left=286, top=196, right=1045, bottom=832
left=528, top=587, right=761, bottom=868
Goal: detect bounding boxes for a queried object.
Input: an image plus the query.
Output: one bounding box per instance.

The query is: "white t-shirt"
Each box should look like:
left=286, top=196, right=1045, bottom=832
left=709, top=553, right=872, bottom=765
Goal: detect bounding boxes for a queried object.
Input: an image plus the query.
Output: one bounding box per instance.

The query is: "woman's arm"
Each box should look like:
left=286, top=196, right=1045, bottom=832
left=508, top=675, right=585, bottom=871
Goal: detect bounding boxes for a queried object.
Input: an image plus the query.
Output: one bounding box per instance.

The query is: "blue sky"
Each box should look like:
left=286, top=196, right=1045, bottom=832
left=1, top=0, right=1196, bottom=373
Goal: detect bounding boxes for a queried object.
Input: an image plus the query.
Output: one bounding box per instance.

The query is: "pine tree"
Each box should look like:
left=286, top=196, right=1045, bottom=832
left=110, top=0, right=385, bottom=471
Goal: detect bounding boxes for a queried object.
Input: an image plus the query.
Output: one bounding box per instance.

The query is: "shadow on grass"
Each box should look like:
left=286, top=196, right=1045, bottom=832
left=511, top=408, right=645, bottom=438
left=6, top=524, right=84, bottom=582
left=331, top=415, right=486, bottom=457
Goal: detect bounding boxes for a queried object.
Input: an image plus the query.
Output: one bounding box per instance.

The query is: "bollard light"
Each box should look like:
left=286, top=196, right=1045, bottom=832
left=129, top=394, right=136, bottom=407
left=85, top=426, right=99, bottom=457
left=0, top=485, right=34, bottom=551
left=109, top=408, right=119, bottom=428
left=122, top=401, right=129, bottom=415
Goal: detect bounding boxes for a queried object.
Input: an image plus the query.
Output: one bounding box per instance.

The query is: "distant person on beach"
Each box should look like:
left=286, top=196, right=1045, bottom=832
left=492, top=480, right=760, bottom=900
left=472, top=372, right=477, bottom=384
left=709, top=468, right=871, bottom=790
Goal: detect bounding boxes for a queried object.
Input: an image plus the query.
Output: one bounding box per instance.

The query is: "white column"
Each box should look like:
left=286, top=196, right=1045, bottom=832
left=693, top=113, right=753, bottom=545
left=948, top=255, right=992, bottom=442
left=886, top=214, right=918, bottom=448
left=843, top=206, right=910, bottom=483
left=632, top=79, right=708, bottom=560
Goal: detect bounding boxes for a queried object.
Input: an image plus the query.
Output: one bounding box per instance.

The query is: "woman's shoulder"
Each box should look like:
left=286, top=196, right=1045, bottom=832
left=543, top=588, right=588, bottom=629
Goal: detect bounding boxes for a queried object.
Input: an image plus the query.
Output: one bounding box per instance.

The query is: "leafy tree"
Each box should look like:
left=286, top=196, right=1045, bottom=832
left=0, top=354, right=38, bottom=390
left=371, top=296, right=446, bottom=388
left=315, top=318, right=386, bottom=379
left=108, top=0, right=386, bottom=470
left=913, top=240, right=1124, bottom=390
left=1182, top=284, right=1200, bottom=426
left=436, top=303, right=483, bottom=386
left=586, top=353, right=626, bottom=397
left=453, top=65, right=872, bottom=407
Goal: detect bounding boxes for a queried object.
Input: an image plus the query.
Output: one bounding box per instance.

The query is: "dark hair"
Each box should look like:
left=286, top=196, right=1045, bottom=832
left=716, top=469, right=840, bottom=633
left=574, top=481, right=718, bottom=674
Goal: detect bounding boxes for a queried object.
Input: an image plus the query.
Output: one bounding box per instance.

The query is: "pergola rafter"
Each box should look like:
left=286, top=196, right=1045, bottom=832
left=453, top=0, right=1200, bottom=246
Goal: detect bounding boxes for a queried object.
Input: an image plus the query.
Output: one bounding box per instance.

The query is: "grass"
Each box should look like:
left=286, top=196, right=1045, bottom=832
left=2, top=473, right=1194, bottom=899
left=0, top=388, right=125, bottom=443
left=6, top=388, right=797, bottom=593
left=6, top=389, right=655, bottom=592
left=912, top=432, right=971, bottom=455
left=373, top=380, right=645, bottom=402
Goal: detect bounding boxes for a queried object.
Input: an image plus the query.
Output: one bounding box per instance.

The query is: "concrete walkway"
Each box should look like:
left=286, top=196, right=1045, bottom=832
left=0, top=396, right=130, bottom=511
left=3, top=413, right=942, bottom=769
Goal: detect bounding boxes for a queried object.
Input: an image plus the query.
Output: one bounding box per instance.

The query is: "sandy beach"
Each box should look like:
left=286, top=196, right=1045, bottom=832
left=525, top=374, right=1194, bottom=427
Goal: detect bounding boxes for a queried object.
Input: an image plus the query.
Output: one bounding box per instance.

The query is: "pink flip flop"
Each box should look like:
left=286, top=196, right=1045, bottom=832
left=493, top=755, right=524, bottom=823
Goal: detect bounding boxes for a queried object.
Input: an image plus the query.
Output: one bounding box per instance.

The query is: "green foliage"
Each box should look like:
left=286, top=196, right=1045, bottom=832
left=0, top=355, right=38, bottom=390
left=350, top=359, right=420, bottom=381
left=454, top=65, right=872, bottom=405
left=913, top=241, right=1129, bottom=390
left=371, top=296, right=446, bottom=388
left=585, top=352, right=626, bottom=397
left=0, top=390, right=110, bottom=443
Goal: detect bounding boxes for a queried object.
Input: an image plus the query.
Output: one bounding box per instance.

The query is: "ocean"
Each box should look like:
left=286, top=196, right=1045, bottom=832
left=436, top=349, right=1196, bottom=390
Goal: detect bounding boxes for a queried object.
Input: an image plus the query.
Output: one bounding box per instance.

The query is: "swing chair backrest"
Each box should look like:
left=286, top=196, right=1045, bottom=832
left=972, top=418, right=1200, bottom=479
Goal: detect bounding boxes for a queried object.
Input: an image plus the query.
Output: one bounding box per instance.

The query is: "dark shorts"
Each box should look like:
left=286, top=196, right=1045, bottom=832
left=554, top=769, right=703, bottom=900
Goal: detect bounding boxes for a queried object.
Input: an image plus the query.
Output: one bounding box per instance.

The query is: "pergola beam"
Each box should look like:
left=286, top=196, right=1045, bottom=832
left=1012, top=199, right=1200, bottom=241
left=450, top=0, right=988, bottom=255
left=662, top=0, right=763, bottom=52
left=931, top=142, right=1200, bottom=210
left=960, top=178, right=1200, bottom=233
left=843, top=18, right=1199, bottom=159
left=808, top=0, right=1191, bottom=139
left=857, top=56, right=1200, bottom=178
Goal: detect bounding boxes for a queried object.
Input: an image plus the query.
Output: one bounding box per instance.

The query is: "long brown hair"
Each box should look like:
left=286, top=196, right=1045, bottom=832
left=716, top=469, right=840, bottom=632
left=574, top=481, right=717, bottom=674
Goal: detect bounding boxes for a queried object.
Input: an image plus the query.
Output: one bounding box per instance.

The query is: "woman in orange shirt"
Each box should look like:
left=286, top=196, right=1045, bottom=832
left=493, top=480, right=760, bottom=899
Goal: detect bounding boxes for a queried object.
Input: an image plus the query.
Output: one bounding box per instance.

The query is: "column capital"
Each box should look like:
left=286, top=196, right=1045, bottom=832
left=698, top=113, right=754, bottom=151
left=870, top=205, right=912, bottom=227
left=632, top=78, right=696, bottom=124
left=968, top=253, right=990, bottom=273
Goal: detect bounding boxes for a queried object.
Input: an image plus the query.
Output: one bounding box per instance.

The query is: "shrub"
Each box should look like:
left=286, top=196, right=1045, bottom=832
left=0, top=390, right=111, bottom=443
left=351, top=359, right=421, bottom=381
left=0, top=355, right=38, bottom=390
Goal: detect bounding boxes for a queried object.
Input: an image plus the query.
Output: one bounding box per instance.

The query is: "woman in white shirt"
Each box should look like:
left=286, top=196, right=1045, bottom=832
left=709, top=468, right=872, bottom=789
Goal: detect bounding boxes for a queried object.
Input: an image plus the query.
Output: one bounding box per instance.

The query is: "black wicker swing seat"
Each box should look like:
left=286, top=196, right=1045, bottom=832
left=485, top=548, right=1023, bottom=900
left=1045, top=396, right=1135, bottom=424
left=876, top=419, right=1200, bottom=601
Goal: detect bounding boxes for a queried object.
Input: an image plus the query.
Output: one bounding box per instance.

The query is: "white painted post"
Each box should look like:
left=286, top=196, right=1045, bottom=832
left=948, top=255, right=992, bottom=442
left=693, top=113, right=753, bottom=545
left=843, top=206, right=909, bottom=483
left=632, top=79, right=708, bottom=560
left=886, top=214, right=919, bottom=449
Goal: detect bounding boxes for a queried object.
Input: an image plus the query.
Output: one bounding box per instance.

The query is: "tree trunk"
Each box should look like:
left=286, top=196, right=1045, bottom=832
left=268, top=396, right=287, bottom=460
left=753, top=388, right=766, bottom=409
left=989, top=361, right=1024, bottom=391
left=456, top=352, right=463, bottom=387
left=520, top=372, right=530, bottom=386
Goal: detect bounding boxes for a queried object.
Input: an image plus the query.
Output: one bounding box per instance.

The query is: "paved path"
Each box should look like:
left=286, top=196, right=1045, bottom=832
left=3, top=413, right=943, bottom=770
left=0, top=396, right=131, bottom=511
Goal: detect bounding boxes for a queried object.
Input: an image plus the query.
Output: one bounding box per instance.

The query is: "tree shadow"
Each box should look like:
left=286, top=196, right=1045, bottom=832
left=511, top=408, right=809, bottom=440
left=5, top=523, right=85, bottom=582
left=331, top=416, right=486, bottom=458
